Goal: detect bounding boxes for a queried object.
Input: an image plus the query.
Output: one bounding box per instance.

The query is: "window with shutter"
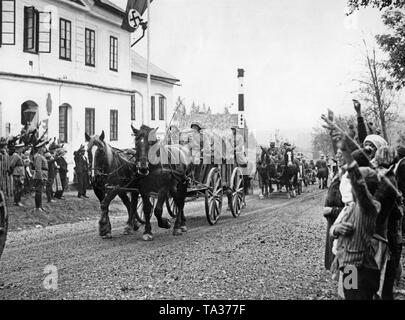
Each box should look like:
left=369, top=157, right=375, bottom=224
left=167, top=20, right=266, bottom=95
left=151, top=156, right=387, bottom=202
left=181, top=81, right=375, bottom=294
left=23, top=6, right=39, bottom=53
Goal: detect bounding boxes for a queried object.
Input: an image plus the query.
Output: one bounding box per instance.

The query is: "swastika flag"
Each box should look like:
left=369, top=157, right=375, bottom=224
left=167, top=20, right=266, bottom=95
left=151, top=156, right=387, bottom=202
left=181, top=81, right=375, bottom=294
left=121, top=0, right=154, bottom=32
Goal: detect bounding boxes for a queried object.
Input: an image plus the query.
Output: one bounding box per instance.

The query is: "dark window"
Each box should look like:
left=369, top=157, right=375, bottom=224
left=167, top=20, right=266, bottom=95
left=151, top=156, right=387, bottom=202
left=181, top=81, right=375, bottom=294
left=131, top=95, right=136, bottom=121
left=1, top=0, right=16, bottom=46
left=85, top=28, right=95, bottom=67
left=85, top=108, right=95, bottom=136
left=23, top=6, right=39, bottom=53
left=109, top=36, right=118, bottom=71
left=59, top=105, right=68, bottom=143
left=159, top=96, right=165, bottom=120
left=59, top=18, right=71, bottom=60
left=151, top=96, right=155, bottom=120
left=110, top=110, right=118, bottom=141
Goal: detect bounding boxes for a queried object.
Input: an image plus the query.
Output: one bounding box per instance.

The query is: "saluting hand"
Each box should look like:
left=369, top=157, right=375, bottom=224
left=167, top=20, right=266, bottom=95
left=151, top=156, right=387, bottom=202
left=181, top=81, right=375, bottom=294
left=353, top=99, right=361, bottom=115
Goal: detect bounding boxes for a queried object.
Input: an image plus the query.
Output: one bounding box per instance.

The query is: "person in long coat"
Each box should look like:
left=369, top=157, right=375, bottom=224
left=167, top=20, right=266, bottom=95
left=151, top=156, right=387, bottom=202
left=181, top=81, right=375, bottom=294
left=74, top=145, right=89, bottom=198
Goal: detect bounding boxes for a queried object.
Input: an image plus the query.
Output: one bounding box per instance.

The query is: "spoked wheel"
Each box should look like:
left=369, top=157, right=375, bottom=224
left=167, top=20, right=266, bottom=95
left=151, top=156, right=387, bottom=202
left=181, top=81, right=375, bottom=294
left=165, top=196, right=178, bottom=218
left=135, top=195, right=156, bottom=224
left=0, top=191, right=8, bottom=260
left=205, top=167, right=223, bottom=225
left=230, top=167, right=245, bottom=218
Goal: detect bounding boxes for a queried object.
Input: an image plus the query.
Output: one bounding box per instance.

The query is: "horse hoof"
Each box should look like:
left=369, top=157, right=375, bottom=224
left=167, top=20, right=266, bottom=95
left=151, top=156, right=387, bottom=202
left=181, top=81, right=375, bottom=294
left=142, top=233, right=153, bottom=241
left=173, top=228, right=183, bottom=236
left=158, top=218, right=171, bottom=229
left=181, top=226, right=188, bottom=232
left=124, top=226, right=136, bottom=235
left=101, top=233, right=112, bottom=239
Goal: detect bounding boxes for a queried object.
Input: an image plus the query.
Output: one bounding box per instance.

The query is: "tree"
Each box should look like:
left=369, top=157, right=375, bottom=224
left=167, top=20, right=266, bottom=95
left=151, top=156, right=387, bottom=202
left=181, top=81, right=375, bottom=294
left=201, top=103, right=207, bottom=114
left=376, top=10, right=405, bottom=89
left=224, top=106, right=230, bottom=114
left=207, top=106, right=212, bottom=114
left=347, top=0, right=405, bottom=89
left=190, top=101, right=199, bottom=114
left=347, top=0, right=405, bottom=13
left=356, top=43, right=400, bottom=141
left=312, top=114, right=356, bottom=156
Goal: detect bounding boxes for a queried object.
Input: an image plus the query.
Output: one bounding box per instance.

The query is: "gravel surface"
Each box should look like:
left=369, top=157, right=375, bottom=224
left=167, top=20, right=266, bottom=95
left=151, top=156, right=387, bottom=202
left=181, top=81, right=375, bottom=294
left=0, top=185, right=404, bottom=300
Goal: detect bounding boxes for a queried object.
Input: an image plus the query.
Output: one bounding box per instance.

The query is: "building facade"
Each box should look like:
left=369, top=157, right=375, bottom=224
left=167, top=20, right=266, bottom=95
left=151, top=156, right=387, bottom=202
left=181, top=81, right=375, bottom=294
left=0, top=0, right=179, bottom=181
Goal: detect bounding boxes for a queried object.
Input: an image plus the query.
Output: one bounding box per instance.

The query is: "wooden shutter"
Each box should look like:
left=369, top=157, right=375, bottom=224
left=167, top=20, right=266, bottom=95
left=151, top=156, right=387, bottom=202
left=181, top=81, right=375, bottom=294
left=1, top=0, right=16, bottom=46
left=38, top=11, right=51, bottom=53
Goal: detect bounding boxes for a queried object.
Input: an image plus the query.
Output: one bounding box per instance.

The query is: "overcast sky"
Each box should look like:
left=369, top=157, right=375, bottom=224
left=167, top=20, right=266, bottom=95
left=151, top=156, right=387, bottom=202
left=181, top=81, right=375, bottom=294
left=113, top=0, right=389, bottom=133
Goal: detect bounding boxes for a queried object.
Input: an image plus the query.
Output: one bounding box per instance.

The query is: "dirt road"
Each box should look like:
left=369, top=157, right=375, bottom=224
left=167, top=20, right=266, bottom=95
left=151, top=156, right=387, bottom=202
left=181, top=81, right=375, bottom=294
left=0, top=186, right=349, bottom=299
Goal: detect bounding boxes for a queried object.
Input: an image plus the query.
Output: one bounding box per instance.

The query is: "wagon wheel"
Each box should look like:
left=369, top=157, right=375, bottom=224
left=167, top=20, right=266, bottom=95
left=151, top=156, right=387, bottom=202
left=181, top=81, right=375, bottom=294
left=135, top=195, right=157, bottom=224
left=0, top=191, right=8, bottom=260
left=165, top=196, right=177, bottom=218
left=205, top=167, right=223, bottom=225
left=230, top=167, right=245, bottom=218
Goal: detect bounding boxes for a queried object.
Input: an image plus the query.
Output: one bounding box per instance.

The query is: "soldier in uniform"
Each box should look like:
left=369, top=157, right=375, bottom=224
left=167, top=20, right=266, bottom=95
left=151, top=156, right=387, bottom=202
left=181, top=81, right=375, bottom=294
left=45, top=151, right=56, bottom=203
left=230, top=125, right=247, bottom=167
left=188, top=122, right=211, bottom=182
left=315, top=154, right=329, bottom=188
left=74, top=145, right=89, bottom=198
left=33, top=140, right=48, bottom=212
left=8, top=143, right=25, bottom=207
left=268, top=141, right=279, bottom=157
left=54, top=148, right=68, bottom=200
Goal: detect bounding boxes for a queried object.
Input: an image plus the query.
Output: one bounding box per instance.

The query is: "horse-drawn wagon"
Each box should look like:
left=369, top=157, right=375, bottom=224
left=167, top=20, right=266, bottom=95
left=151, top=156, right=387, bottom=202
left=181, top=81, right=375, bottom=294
left=86, top=124, right=250, bottom=240
left=135, top=128, right=248, bottom=226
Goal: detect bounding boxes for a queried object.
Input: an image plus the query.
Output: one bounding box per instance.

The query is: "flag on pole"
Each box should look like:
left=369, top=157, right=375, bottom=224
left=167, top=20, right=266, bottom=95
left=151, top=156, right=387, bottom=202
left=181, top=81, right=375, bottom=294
left=121, top=0, right=154, bottom=32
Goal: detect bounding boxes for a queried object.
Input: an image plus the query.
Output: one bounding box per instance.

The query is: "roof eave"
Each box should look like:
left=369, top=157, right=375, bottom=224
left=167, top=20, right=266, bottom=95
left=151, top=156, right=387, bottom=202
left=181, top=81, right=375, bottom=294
left=93, top=0, right=125, bottom=18
left=132, top=72, right=181, bottom=86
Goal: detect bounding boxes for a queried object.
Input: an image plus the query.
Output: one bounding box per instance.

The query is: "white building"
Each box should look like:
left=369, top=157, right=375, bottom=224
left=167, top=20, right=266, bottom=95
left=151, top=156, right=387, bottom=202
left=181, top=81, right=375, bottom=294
left=0, top=0, right=179, bottom=181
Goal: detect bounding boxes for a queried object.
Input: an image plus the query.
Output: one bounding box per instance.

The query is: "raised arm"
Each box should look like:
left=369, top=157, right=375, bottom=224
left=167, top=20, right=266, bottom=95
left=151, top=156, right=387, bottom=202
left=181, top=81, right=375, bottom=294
left=353, top=99, right=368, bottom=144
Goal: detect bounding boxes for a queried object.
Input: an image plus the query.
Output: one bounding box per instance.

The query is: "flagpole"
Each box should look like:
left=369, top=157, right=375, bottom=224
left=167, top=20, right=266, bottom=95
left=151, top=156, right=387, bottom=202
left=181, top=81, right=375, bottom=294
left=146, top=0, right=151, bottom=127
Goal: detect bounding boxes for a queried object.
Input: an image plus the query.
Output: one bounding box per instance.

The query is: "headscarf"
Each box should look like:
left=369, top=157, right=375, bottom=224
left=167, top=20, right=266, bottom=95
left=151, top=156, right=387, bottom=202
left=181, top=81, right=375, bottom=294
left=374, top=146, right=397, bottom=168
left=363, top=134, right=388, bottom=150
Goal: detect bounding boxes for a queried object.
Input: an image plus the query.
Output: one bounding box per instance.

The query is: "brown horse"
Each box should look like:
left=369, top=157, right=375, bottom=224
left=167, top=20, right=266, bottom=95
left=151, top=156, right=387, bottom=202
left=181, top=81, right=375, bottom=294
left=257, top=147, right=277, bottom=198
left=131, top=125, right=191, bottom=240
left=85, top=131, right=140, bottom=238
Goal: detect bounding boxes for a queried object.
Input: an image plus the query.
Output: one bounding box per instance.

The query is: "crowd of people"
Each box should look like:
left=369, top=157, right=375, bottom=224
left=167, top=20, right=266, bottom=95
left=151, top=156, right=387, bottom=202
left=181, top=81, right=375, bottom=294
left=321, top=99, right=405, bottom=300
left=0, top=134, right=91, bottom=212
